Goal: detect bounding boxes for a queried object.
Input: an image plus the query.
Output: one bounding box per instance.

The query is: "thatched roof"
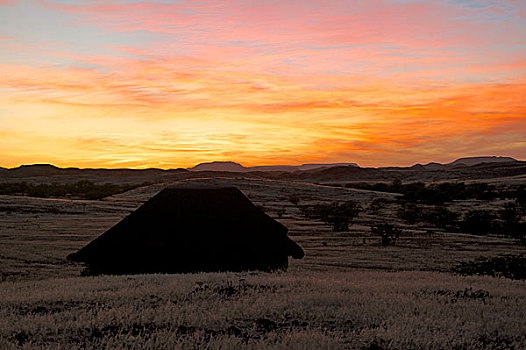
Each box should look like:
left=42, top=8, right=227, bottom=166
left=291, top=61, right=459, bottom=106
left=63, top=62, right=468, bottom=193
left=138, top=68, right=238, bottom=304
left=68, top=186, right=304, bottom=274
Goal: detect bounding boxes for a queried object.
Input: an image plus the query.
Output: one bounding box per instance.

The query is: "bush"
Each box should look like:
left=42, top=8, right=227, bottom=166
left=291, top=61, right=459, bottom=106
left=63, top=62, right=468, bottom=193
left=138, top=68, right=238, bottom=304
left=0, top=181, right=150, bottom=200
left=367, top=198, right=389, bottom=214
left=301, top=200, right=361, bottom=231
left=515, top=185, right=526, bottom=213
left=371, top=224, right=401, bottom=246
left=500, top=202, right=520, bottom=225
left=452, top=255, right=526, bottom=280
left=496, top=203, right=526, bottom=244
left=421, top=206, right=459, bottom=230
left=397, top=203, right=422, bottom=224
left=460, top=210, right=497, bottom=235
left=513, top=226, right=526, bottom=245
left=345, top=181, right=498, bottom=204
left=288, top=194, right=300, bottom=206
left=496, top=202, right=523, bottom=236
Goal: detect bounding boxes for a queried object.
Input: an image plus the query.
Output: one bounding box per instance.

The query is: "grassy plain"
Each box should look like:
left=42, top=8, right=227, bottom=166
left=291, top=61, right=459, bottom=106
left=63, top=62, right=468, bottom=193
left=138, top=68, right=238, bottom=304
left=1, top=177, right=525, bottom=349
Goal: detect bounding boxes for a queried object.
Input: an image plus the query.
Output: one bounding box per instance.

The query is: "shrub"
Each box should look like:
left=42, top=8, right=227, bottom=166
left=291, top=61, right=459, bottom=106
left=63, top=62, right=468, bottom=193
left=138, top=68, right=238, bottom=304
left=496, top=203, right=526, bottom=244
left=514, top=226, right=526, bottom=245
left=460, top=210, right=497, bottom=235
left=367, top=198, right=389, bottom=214
left=397, top=203, right=422, bottom=224
left=371, top=224, right=401, bottom=246
left=256, top=205, right=267, bottom=213
left=275, top=208, right=286, bottom=218
left=390, top=179, right=402, bottom=192
left=0, top=181, right=150, bottom=200
left=499, top=202, right=520, bottom=225
left=496, top=202, right=523, bottom=237
left=301, top=200, right=361, bottom=232
left=516, top=185, right=526, bottom=213
left=345, top=181, right=498, bottom=204
left=421, top=206, right=459, bottom=230
left=452, top=255, right=526, bottom=280
left=288, top=194, right=300, bottom=206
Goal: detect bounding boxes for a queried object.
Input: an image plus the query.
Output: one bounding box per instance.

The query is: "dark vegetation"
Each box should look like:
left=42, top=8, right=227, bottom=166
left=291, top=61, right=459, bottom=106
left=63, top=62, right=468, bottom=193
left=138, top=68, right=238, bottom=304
left=453, top=255, right=526, bottom=280
left=300, top=181, right=526, bottom=243
left=300, top=200, right=361, bottom=231
left=395, top=202, right=526, bottom=242
left=371, top=224, right=401, bottom=246
left=422, top=206, right=459, bottom=230
left=0, top=181, right=150, bottom=200
left=288, top=194, right=300, bottom=206
left=367, top=197, right=390, bottom=213
left=338, top=181, right=526, bottom=242
left=459, top=210, right=497, bottom=235
left=342, top=180, right=507, bottom=204
left=323, top=180, right=526, bottom=203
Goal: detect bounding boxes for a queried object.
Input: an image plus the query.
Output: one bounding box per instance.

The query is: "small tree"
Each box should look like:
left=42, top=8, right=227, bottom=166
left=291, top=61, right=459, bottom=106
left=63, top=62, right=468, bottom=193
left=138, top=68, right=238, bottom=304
left=371, top=224, right=401, bottom=246
left=368, top=198, right=388, bottom=214
left=391, top=179, right=403, bottom=193
left=460, top=209, right=497, bottom=235
left=516, top=185, right=526, bottom=213
left=301, top=200, right=361, bottom=231
left=499, top=202, right=526, bottom=244
left=288, top=194, right=300, bottom=206
left=422, top=206, right=459, bottom=230
left=397, top=202, right=422, bottom=224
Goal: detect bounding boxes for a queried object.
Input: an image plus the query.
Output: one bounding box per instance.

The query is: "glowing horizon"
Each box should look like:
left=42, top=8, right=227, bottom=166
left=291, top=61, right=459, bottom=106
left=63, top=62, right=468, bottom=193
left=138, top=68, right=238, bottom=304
left=1, top=0, right=525, bottom=169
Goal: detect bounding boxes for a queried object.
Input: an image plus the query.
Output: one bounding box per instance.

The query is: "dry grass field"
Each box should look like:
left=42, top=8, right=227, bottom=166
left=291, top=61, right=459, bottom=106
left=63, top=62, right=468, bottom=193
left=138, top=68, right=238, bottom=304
left=1, top=177, right=525, bottom=349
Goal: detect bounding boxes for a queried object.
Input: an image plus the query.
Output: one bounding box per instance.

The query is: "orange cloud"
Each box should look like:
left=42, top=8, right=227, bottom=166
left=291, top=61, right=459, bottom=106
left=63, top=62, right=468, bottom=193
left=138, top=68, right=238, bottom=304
left=1, top=0, right=525, bottom=167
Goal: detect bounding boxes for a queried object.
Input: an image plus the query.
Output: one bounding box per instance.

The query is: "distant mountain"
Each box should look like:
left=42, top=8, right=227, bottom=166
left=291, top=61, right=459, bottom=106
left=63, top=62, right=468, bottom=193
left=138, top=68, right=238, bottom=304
left=188, top=161, right=359, bottom=172
left=2, top=156, right=523, bottom=184
left=188, top=161, right=247, bottom=172
left=250, top=165, right=299, bottom=172
left=423, top=162, right=446, bottom=170
left=297, top=163, right=358, bottom=171
left=447, top=156, right=518, bottom=167
left=411, top=162, right=444, bottom=170
left=285, top=157, right=525, bottom=182
left=7, top=164, right=63, bottom=176
left=251, top=163, right=358, bottom=172
left=409, top=157, right=518, bottom=170
left=0, top=164, right=188, bottom=183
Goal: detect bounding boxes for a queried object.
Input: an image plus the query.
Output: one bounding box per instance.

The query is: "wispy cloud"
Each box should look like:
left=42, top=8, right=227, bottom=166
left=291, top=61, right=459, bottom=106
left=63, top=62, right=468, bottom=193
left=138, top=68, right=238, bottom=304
left=0, top=0, right=525, bottom=167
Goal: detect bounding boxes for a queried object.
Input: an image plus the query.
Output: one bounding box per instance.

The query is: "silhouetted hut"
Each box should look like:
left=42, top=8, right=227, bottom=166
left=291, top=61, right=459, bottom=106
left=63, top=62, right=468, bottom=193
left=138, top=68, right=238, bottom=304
left=67, top=186, right=304, bottom=275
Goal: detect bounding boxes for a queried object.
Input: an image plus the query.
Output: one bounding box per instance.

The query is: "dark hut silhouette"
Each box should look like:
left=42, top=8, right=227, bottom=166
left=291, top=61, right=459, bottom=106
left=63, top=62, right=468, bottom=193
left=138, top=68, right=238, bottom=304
left=67, top=186, right=304, bottom=275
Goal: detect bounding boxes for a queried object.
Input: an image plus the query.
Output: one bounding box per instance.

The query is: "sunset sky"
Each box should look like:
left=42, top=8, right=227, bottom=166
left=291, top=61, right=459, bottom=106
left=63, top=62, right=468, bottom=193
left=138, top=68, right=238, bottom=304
left=1, top=0, right=525, bottom=168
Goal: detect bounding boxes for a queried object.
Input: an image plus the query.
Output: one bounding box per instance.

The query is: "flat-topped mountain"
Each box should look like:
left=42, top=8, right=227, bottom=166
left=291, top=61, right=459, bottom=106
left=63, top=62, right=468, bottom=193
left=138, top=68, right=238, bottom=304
left=187, top=161, right=358, bottom=172
left=297, top=163, right=359, bottom=171
left=1, top=164, right=63, bottom=176
left=408, top=157, right=518, bottom=170
left=447, top=156, right=517, bottom=167
left=187, top=161, right=248, bottom=172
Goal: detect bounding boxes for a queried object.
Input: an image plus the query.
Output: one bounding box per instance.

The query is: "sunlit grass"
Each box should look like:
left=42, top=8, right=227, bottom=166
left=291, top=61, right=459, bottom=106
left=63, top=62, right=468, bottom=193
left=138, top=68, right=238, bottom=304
left=0, top=271, right=524, bottom=349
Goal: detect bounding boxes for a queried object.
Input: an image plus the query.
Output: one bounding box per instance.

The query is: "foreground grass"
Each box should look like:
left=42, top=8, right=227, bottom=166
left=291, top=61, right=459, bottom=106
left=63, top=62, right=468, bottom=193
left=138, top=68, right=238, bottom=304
left=1, top=271, right=524, bottom=349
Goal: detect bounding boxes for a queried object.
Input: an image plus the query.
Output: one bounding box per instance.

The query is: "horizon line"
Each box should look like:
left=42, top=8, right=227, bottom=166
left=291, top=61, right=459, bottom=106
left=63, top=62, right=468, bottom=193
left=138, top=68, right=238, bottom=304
left=1, top=155, right=521, bottom=171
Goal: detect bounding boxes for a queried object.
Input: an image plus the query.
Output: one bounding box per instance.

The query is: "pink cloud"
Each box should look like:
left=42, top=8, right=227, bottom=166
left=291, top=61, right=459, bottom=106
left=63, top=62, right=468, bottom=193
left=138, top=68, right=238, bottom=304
left=1, top=0, right=525, bottom=167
